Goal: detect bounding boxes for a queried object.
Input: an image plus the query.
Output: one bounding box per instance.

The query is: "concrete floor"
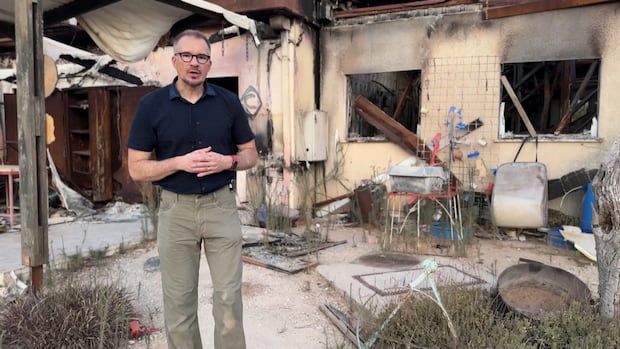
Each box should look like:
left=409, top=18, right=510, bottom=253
left=0, top=218, right=147, bottom=281
left=317, top=253, right=495, bottom=311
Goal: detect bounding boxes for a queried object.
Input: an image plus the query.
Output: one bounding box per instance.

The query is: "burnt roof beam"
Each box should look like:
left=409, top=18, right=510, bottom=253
left=0, top=0, right=122, bottom=36
left=153, top=0, right=223, bottom=21
left=59, top=54, right=144, bottom=86
left=0, top=20, right=14, bottom=38
left=43, top=0, right=123, bottom=25
left=484, top=0, right=616, bottom=20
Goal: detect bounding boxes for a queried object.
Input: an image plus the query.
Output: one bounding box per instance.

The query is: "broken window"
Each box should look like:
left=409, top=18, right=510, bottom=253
left=347, top=70, right=421, bottom=140
left=500, top=59, right=600, bottom=138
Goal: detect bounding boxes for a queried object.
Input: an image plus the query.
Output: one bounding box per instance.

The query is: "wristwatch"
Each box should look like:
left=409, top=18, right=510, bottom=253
left=229, top=155, right=238, bottom=171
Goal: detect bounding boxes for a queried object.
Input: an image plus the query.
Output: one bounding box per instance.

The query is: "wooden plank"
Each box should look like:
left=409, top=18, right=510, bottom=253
left=539, top=64, right=561, bottom=130
left=392, top=82, right=413, bottom=120
left=554, top=60, right=599, bottom=134
left=281, top=240, right=347, bottom=257
left=500, top=75, right=537, bottom=137
left=15, top=0, right=49, bottom=270
left=354, top=95, right=432, bottom=161
left=513, top=62, right=545, bottom=90
left=3, top=94, right=19, bottom=165
left=241, top=256, right=318, bottom=274
left=568, top=87, right=598, bottom=122
left=559, top=61, right=573, bottom=119
left=313, top=192, right=354, bottom=208
left=485, top=0, right=615, bottom=19
left=89, top=88, right=113, bottom=201
left=319, top=305, right=361, bottom=346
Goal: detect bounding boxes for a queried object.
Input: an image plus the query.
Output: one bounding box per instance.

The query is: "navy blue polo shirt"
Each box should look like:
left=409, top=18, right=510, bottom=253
left=128, top=78, right=255, bottom=194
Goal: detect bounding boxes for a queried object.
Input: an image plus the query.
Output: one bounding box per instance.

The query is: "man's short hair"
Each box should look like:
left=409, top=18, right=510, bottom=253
left=173, top=29, right=211, bottom=52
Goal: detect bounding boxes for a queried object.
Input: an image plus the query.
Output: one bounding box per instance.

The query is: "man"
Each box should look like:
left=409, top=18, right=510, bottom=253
left=127, top=29, right=257, bottom=349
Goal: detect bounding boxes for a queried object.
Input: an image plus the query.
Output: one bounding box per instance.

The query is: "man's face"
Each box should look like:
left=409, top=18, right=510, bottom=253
left=172, top=35, right=211, bottom=87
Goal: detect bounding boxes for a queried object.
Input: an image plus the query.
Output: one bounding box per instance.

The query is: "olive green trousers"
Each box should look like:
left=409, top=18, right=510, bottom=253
left=158, top=186, right=245, bottom=349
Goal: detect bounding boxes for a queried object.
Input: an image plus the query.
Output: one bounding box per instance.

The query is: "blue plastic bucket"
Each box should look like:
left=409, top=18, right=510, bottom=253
left=581, top=183, right=595, bottom=234
left=432, top=222, right=458, bottom=240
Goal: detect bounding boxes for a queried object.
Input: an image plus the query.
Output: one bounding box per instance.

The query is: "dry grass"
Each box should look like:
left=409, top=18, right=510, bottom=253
left=0, top=279, right=136, bottom=349
left=366, top=288, right=620, bottom=349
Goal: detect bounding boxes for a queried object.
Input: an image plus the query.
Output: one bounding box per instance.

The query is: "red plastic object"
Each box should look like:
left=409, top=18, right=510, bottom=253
left=129, top=319, right=157, bottom=339
left=431, top=133, right=442, bottom=165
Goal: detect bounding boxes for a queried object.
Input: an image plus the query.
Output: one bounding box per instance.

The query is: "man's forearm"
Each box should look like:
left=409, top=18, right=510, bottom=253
left=130, top=157, right=180, bottom=182
left=235, top=148, right=258, bottom=171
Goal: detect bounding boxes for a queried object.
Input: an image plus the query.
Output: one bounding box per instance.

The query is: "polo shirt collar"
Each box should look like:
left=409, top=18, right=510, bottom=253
left=169, top=77, right=216, bottom=101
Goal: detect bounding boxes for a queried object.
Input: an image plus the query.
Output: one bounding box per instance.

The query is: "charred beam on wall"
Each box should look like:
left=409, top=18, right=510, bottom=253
left=59, top=54, right=143, bottom=86
left=333, top=0, right=474, bottom=19
left=485, top=0, right=616, bottom=19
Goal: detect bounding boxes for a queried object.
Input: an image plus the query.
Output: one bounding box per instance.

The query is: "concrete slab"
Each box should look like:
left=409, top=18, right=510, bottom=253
left=0, top=218, right=147, bottom=279
left=317, top=254, right=495, bottom=311
left=0, top=221, right=274, bottom=285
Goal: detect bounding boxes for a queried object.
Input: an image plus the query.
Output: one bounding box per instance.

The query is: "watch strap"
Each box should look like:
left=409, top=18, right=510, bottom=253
left=229, top=155, right=238, bottom=171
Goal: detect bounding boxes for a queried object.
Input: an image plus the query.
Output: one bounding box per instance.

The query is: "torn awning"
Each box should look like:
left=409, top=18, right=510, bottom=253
left=0, top=0, right=260, bottom=63
left=76, top=1, right=190, bottom=62
left=78, top=0, right=260, bottom=62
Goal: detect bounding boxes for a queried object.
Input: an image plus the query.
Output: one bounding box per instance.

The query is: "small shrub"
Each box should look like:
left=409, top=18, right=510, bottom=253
left=0, top=281, right=136, bottom=349
left=65, top=249, right=85, bottom=272
left=89, top=245, right=110, bottom=261
left=118, top=239, right=127, bottom=255
left=368, top=288, right=620, bottom=349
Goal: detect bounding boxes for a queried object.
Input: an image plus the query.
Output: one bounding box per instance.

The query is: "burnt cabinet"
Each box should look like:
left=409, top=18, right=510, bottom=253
left=3, top=86, right=156, bottom=202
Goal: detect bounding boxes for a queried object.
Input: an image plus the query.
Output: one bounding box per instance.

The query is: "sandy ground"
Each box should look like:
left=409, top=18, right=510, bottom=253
left=97, top=227, right=375, bottom=349
left=87, top=226, right=598, bottom=349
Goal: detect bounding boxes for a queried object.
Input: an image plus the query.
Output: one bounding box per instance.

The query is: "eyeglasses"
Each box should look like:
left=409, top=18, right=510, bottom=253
left=176, top=52, right=211, bottom=64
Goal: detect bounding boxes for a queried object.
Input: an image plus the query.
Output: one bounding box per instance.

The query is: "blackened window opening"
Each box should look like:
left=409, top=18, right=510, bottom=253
left=501, top=59, right=600, bottom=136
left=348, top=70, right=421, bottom=139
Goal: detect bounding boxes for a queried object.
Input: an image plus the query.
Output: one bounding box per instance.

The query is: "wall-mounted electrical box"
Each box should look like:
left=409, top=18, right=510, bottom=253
left=297, top=110, right=328, bottom=162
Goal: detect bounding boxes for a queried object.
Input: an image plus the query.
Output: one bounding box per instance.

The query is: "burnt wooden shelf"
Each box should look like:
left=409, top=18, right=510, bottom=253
left=72, top=169, right=91, bottom=175
left=72, top=150, right=91, bottom=157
